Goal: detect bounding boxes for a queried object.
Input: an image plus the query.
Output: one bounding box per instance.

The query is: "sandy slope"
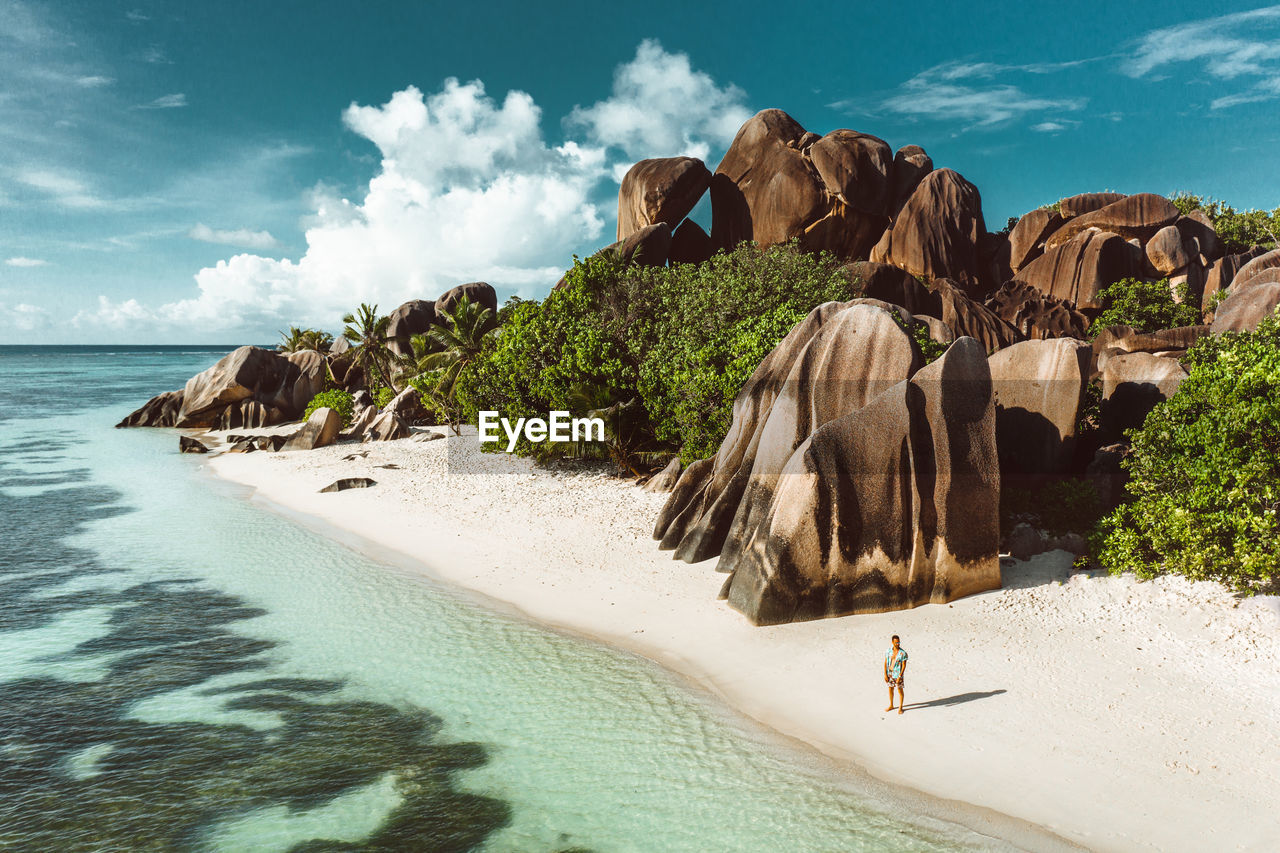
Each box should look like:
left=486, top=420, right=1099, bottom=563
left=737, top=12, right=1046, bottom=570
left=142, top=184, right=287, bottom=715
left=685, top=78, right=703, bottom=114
left=208, top=428, right=1280, bottom=852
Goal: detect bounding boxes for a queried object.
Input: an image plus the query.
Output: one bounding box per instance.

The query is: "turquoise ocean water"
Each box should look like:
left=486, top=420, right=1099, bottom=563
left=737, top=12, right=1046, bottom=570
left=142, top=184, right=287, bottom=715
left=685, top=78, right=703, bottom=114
left=0, top=346, right=1019, bottom=852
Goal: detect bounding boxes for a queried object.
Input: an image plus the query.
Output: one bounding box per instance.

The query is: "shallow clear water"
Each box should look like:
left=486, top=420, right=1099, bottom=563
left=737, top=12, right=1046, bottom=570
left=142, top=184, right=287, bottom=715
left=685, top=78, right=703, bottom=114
left=0, top=346, right=1013, bottom=851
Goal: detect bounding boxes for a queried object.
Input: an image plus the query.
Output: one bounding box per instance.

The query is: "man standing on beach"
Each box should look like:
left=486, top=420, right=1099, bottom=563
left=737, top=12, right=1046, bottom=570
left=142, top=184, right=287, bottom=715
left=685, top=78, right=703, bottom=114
left=884, top=635, right=907, bottom=714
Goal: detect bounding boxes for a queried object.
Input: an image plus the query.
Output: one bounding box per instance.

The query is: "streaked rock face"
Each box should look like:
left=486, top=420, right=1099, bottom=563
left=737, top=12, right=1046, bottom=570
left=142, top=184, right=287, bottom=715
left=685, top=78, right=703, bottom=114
left=177, top=346, right=303, bottom=428
left=1043, top=193, right=1178, bottom=250
left=655, top=303, right=1001, bottom=624
left=881, top=169, right=988, bottom=294
left=1012, top=230, right=1143, bottom=310
left=719, top=338, right=1000, bottom=625
left=655, top=301, right=923, bottom=564
left=116, top=389, right=184, bottom=428
left=987, top=338, right=1091, bottom=476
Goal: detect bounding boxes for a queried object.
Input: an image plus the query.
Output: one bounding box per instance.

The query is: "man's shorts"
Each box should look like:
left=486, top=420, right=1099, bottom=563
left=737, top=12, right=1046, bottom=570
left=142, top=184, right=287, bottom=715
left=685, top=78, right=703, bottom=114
left=888, top=676, right=904, bottom=688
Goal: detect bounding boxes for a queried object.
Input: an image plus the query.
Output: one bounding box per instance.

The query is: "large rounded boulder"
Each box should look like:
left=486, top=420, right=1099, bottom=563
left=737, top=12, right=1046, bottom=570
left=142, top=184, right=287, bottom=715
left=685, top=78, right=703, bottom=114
left=987, top=338, right=1091, bottom=475
left=617, top=157, right=711, bottom=241
left=880, top=169, right=987, bottom=294
left=718, top=337, right=1000, bottom=625
left=177, top=346, right=304, bottom=429
left=655, top=301, right=923, bottom=564
left=386, top=300, right=436, bottom=357
left=709, top=110, right=893, bottom=259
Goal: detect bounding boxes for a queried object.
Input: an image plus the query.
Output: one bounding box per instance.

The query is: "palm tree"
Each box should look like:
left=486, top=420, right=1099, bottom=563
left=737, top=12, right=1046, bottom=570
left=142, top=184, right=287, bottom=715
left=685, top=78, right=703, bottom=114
left=277, top=326, right=334, bottom=353
left=341, top=303, right=394, bottom=390
left=410, top=295, right=498, bottom=396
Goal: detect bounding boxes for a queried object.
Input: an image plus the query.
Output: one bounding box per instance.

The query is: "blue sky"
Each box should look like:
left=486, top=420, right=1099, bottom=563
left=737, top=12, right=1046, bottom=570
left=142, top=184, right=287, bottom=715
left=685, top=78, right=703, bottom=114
left=3, top=0, right=1280, bottom=343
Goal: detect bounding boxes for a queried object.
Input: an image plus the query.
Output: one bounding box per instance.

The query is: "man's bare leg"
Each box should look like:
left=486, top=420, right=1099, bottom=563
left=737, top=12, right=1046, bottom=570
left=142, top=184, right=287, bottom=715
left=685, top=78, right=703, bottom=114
left=886, top=686, right=894, bottom=712
left=897, top=685, right=905, bottom=714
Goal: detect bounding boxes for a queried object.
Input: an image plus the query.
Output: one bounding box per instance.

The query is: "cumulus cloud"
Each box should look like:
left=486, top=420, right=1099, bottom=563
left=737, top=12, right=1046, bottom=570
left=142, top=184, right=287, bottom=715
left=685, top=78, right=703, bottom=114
left=1, top=302, right=51, bottom=332
left=5, top=256, right=48, bottom=267
left=76, top=78, right=608, bottom=338
left=568, top=39, right=751, bottom=166
left=188, top=223, right=280, bottom=249
left=874, top=61, right=1087, bottom=129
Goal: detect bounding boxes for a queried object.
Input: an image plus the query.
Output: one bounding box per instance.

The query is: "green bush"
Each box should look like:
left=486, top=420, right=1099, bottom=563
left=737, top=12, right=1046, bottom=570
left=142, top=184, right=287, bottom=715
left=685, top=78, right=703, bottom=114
left=1090, top=315, right=1280, bottom=592
left=373, top=386, right=395, bottom=408
left=453, top=242, right=855, bottom=464
left=1087, top=278, right=1201, bottom=339
left=1169, top=193, right=1279, bottom=254
left=303, top=389, right=355, bottom=428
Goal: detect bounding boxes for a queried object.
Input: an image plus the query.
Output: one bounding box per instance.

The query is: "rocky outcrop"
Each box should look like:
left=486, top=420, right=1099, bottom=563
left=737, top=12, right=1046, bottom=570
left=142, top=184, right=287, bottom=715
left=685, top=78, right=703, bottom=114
left=364, top=411, right=410, bottom=442
left=217, top=400, right=283, bottom=431
left=178, top=435, right=209, bottom=454
left=717, top=338, right=1000, bottom=625
left=1100, top=352, right=1188, bottom=439
left=177, top=346, right=306, bottom=429
left=987, top=339, right=1090, bottom=475
left=387, top=300, right=436, bottom=357
left=843, top=261, right=940, bottom=316
left=1044, top=193, right=1178, bottom=250
left=116, top=389, right=184, bottom=428
left=1211, top=282, right=1280, bottom=333
left=1008, top=208, right=1064, bottom=272
left=617, top=157, right=711, bottom=241
left=1145, top=225, right=1191, bottom=275
left=384, top=386, right=425, bottom=424
left=1058, top=192, right=1126, bottom=218
left=1176, top=211, right=1223, bottom=263
left=668, top=220, right=714, bottom=265
left=933, top=279, right=1023, bottom=353
left=880, top=169, right=987, bottom=293
left=436, top=282, right=498, bottom=324
left=655, top=301, right=923, bottom=564
left=282, top=407, right=342, bottom=452
left=888, top=145, right=932, bottom=218
left=319, top=478, right=377, bottom=493
left=643, top=457, right=682, bottom=493
left=984, top=281, right=1089, bottom=340
left=1012, top=230, right=1143, bottom=310
left=285, top=350, right=327, bottom=412
left=1203, top=247, right=1269, bottom=309
left=709, top=110, right=893, bottom=259
left=1231, top=248, right=1280, bottom=290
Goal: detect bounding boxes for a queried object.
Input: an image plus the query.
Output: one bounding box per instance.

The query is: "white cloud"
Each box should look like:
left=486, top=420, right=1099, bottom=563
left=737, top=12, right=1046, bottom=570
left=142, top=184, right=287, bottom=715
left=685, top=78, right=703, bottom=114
left=5, top=256, right=47, bottom=267
left=188, top=223, right=280, bottom=249
left=16, top=168, right=106, bottom=208
left=875, top=61, right=1087, bottom=129
left=1, top=302, right=51, bottom=332
left=75, top=75, right=113, bottom=87
left=1032, top=122, right=1065, bottom=132
left=76, top=78, right=609, bottom=337
left=568, top=39, right=751, bottom=164
left=136, top=93, right=186, bottom=109
left=1124, top=6, right=1280, bottom=108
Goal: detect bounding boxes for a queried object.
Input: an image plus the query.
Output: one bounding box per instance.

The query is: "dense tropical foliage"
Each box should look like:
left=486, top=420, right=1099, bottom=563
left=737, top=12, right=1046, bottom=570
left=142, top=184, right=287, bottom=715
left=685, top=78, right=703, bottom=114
left=1087, top=278, right=1202, bottom=339
left=1170, top=193, right=1279, bottom=254
left=277, top=327, right=334, bottom=353
left=452, top=242, right=855, bottom=465
left=1090, top=315, right=1280, bottom=592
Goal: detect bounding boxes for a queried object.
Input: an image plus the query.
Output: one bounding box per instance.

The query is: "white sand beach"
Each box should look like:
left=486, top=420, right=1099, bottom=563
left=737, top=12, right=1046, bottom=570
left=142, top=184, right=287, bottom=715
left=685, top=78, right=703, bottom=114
left=208, top=428, right=1280, bottom=852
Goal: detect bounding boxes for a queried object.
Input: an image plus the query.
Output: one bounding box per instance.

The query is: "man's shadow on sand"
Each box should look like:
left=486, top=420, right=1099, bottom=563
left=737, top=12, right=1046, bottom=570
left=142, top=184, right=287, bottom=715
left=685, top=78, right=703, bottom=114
left=901, top=689, right=1006, bottom=711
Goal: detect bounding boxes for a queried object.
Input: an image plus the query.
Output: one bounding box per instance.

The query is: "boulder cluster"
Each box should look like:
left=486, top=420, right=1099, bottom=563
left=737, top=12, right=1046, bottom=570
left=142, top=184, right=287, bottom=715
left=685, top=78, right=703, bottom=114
left=637, top=108, right=1280, bottom=624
